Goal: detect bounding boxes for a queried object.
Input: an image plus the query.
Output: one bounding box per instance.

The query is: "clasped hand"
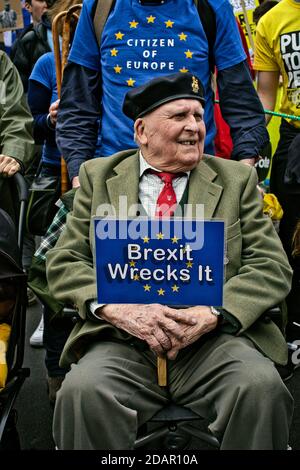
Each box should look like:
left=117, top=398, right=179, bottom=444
left=98, top=304, right=218, bottom=360
left=0, top=155, right=20, bottom=176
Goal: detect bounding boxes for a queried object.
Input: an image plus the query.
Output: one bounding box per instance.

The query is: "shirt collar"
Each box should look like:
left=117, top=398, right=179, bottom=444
left=139, top=151, right=190, bottom=178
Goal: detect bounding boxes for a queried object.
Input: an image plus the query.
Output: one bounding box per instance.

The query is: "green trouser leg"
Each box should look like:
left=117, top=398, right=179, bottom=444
left=53, top=334, right=293, bottom=450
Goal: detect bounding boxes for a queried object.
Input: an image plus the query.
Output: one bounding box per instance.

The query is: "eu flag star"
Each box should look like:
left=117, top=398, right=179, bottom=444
left=156, top=232, right=164, bottom=240
left=172, top=285, right=179, bottom=292
left=186, top=261, right=193, bottom=268
left=133, top=274, right=140, bottom=281
left=115, top=31, right=125, bottom=40
left=147, top=15, right=155, bottom=23
left=165, top=20, right=174, bottom=28
left=171, top=236, right=180, bottom=244
left=178, top=32, right=187, bottom=41
left=127, top=78, right=136, bottom=87
left=157, top=288, right=165, bottom=296
left=184, top=50, right=193, bottom=59
left=129, top=260, right=136, bottom=267
left=110, top=48, right=118, bottom=56
left=144, top=284, right=151, bottom=292
left=142, top=236, right=150, bottom=243
left=129, top=20, right=139, bottom=28
left=179, top=67, right=189, bottom=73
left=114, top=65, right=122, bottom=74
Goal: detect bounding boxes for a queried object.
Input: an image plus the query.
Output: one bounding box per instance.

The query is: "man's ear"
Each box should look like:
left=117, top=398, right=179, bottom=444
left=134, top=118, right=147, bottom=145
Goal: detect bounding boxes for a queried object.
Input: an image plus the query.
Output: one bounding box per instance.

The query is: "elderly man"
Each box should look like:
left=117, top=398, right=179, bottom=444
left=46, top=73, right=293, bottom=450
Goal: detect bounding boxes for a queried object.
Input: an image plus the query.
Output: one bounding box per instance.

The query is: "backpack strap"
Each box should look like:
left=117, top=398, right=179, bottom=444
left=194, top=0, right=216, bottom=72
left=93, top=0, right=115, bottom=47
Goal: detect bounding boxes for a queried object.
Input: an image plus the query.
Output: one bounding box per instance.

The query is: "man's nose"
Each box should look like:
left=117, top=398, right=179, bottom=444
left=184, top=116, right=199, bottom=132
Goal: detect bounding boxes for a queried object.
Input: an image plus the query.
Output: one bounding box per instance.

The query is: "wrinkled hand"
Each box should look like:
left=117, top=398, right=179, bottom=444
left=0, top=155, right=21, bottom=177
left=72, top=176, right=80, bottom=188
left=49, top=99, right=60, bottom=126
left=97, top=303, right=198, bottom=357
left=164, top=306, right=218, bottom=359
left=97, top=304, right=218, bottom=359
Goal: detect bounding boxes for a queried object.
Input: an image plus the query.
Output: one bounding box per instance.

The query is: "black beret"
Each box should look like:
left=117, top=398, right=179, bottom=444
left=123, top=72, right=205, bottom=120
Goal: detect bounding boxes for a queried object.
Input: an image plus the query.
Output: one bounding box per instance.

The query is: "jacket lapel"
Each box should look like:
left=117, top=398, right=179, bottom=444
left=188, top=158, right=223, bottom=219
left=106, top=151, right=140, bottom=216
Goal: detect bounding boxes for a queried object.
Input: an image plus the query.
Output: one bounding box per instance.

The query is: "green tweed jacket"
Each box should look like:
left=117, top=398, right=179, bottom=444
left=46, top=150, right=292, bottom=367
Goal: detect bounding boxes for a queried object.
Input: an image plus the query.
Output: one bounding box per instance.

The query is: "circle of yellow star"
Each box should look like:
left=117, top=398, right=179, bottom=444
left=110, top=48, right=118, bottom=56
left=147, top=15, right=155, bottom=23
left=165, top=20, right=174, bottom=28
left=129, top=20, right=139, bottom=28
left=180, top=67, right=189, bottom=73
left=143, top=284, right=151, bottom=292
left=156, top=232, right=164, bottom=240
left=171, top=236, right=180, bottom=244
left=142, top=236, right=150, bottom=243
left=114, top=65, right=122, bottom=74
left=178, top=32, right=187, bottom=41
left=185, top=50, right=193, bottom=59
left=115, top=31, right=124, bottom=40
left=133, top=274, right=140, bottom=281
left=186, top=261, right=193, bottom=268
left=157, top=288, right=165, bottom=296
left=127, top=78, right=136, bottom=87
left=129, top=260, right=136, bottom=267
left=172, top=285, right=179, bottom=292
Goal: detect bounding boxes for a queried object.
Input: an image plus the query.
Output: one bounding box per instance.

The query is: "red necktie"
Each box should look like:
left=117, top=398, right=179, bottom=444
left=150, top=171, right=178, bottom=218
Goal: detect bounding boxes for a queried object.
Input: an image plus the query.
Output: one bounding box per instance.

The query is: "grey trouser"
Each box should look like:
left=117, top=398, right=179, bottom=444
left=53, top=333, right=293, bottom=450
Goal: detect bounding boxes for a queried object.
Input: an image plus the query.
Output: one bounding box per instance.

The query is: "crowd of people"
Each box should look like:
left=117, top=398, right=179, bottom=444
left=0, top=0, right=300, bottom=450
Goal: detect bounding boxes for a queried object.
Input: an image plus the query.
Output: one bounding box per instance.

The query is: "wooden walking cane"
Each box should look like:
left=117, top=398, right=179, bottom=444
left=157, top=356, right=167, bottom=387
left=52, top=4, right=82, bottom=195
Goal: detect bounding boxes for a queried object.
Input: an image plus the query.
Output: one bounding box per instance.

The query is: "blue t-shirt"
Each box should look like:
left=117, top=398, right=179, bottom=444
left=30, top=52, right=61, bottom=167
left=69, top=0, right=245, bottom=157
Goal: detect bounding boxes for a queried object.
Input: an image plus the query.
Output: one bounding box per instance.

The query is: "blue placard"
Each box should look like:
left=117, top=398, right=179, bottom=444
left=94, top=218, right=224, bottom=306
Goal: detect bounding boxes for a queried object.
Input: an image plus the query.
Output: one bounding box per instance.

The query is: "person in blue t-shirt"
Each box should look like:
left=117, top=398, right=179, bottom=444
left=56, top=0, right=269, bottom=188
left=28, top=52, right=61, bottom=177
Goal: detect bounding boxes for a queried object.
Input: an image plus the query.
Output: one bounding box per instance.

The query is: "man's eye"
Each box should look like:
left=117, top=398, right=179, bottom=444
left=194, top=114, right=203, bottom=121
left=173, top=113, right=186, bottom=120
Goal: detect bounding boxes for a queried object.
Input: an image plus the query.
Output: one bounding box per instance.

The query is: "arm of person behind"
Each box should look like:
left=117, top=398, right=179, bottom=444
left=217, top=60, right=269, bottom=165
left=221, top=166, right=292, bottom=330
left=28, top=79, right=58, bottom=145
left=253, top=27, right=280, bottom=127
left=56, top=62, right=102, bottom=188
left=256, top=70, right=280, bottom=126
left=0, top=52, right=34, bottom=174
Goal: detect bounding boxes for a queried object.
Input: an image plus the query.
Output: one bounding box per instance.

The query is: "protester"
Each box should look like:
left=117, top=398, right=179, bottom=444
left=56, top=0, right=268, bottom=189
left=10, top=1, right=50, bottom=92
left=47, top=73, right=293, bottom=450
left=254, top=0, right=300, bottom=345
